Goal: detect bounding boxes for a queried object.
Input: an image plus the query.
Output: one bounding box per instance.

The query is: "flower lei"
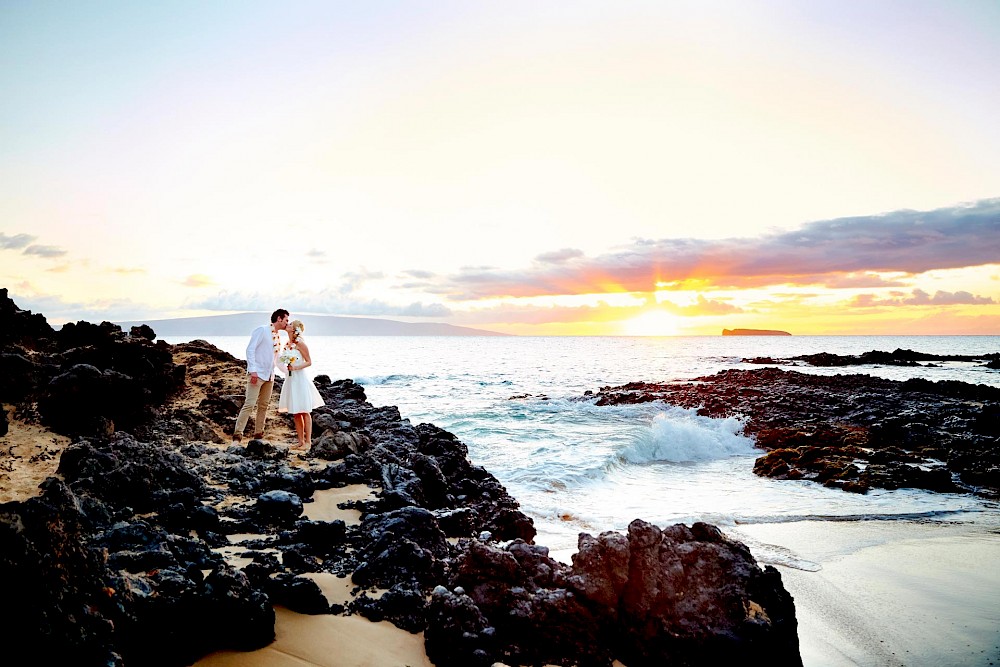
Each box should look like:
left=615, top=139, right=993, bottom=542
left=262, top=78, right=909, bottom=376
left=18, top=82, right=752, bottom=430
left=272, top=327, right=283, bottom=353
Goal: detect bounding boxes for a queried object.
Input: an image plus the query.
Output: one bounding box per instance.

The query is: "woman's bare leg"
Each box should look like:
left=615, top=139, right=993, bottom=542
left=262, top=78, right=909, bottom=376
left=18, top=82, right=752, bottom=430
left=293, top=414, right=306, bottom=448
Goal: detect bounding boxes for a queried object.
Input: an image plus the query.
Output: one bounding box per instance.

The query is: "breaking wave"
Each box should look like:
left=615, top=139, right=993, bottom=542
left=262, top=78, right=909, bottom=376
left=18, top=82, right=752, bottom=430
left=617, top=407, right=759, bottom=464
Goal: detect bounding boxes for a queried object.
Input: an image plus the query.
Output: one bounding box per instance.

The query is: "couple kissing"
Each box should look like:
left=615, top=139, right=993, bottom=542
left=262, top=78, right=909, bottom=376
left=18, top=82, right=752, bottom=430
left=232, top=309, right=324, bottom=450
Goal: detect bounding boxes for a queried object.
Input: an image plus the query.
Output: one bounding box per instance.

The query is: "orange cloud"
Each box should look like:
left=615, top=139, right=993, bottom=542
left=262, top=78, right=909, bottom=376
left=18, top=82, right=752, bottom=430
left=182, top=274, right=215, bottom=288
left=434, top=199, right=1000, bottom=299
left=850, top=289, right=995, bottom=308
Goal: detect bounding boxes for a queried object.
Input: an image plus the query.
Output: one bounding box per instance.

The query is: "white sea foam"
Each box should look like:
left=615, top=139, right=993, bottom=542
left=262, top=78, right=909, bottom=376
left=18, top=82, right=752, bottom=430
left=734, top=538, right=823, bottom=572
left=352, top=373, right=432, bottom=386
left=617, top=407, right=758, bottom=464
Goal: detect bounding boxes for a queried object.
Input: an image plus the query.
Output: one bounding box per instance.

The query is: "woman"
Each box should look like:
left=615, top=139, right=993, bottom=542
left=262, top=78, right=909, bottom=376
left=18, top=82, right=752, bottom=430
left=277, top=319, right=325, bottom=449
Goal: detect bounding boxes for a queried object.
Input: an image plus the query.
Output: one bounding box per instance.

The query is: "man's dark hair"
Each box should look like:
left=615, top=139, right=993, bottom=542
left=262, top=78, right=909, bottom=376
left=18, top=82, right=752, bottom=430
left=270, top=309, right=290, bottom=323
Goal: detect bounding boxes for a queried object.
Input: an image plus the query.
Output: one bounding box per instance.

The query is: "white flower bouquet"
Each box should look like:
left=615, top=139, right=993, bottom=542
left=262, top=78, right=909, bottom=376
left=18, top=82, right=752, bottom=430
left=278, top=348, right=302, bottom=373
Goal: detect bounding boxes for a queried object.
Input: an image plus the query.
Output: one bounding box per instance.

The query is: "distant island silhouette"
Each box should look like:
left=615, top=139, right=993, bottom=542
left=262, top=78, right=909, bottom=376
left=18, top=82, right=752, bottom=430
left=115, top=312, right=507, bottom=337
left=722, top=328, right=792, bottom=336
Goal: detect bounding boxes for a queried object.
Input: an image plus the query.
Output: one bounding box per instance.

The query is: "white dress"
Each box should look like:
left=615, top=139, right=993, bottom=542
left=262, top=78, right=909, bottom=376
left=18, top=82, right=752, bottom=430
left=277, top=345, right=325, bottom=414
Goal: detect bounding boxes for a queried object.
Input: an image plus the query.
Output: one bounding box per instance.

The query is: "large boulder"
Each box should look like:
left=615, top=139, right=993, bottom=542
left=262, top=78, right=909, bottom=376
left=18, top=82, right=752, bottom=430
left=570, top=520, right=801, bottom=666
left=426, top=521, right=801, bottom=667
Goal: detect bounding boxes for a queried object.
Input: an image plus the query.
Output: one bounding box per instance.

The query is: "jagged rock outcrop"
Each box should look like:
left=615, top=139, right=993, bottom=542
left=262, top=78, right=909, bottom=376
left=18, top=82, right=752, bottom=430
left=744, top=348, right=1000, bottom=368
left=591, top=367, right=1000, bottom=496
left=0, top=289, right=186, bottom=437
left=424, top=521, right=800, bottom=666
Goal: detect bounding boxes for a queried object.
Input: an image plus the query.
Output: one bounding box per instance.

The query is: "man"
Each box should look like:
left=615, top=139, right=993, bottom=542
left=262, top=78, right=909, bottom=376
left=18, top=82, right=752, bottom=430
left=232, top=308, right=290, bottom=444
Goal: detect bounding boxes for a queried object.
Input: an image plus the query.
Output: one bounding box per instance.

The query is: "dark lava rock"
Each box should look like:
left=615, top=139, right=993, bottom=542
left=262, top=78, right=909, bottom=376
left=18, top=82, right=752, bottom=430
left=426, top=585, right=497, bottom=667
left=0, top=287, right=57, bottom=351
left=748, top=348, right=1000, bottom=368
left=425, top=521, right=801, bottom=667
left=1, top=291, right=185, bottom=438
left=605, top=520, right=799, bottom=667
left=267, top=574, right=331, bottom=614
left=40, top=363, right=154, bottom=435
left=353, top=507, right=450, bottom=590
left=0, top=478, right=123, bottom=666
left=0, top=351, right=50, bottom=402
left=592, top=367, right=1000, bottom=497
left=255, top=490, right=304, bottom=524
left=352, top=583, right=429, bottom=632
left=58, top=433, right=206, bottom=513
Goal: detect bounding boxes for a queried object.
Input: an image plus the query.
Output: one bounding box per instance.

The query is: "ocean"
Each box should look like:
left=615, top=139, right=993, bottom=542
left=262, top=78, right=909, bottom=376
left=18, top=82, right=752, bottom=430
left=168, top=334, right=1000, bottom=570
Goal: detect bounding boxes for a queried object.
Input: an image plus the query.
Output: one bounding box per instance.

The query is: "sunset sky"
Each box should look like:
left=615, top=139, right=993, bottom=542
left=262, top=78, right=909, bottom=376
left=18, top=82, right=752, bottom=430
left=3, top=0, right=999, bottom=335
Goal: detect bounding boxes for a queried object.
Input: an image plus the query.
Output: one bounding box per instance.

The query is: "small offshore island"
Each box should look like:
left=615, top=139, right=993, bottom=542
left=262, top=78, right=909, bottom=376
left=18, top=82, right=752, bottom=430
left=722, top=328, right=792, bottom=336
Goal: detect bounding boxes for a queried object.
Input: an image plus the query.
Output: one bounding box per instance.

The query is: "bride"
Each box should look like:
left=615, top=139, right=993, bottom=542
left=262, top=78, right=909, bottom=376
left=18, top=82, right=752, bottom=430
left=277, top=319, right=325, bottom=449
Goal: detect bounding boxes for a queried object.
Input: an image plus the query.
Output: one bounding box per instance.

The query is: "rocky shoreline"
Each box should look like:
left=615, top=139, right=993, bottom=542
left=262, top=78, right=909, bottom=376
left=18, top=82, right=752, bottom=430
left=744, top=348, right=1000, bottom=369
left=1, top=290, right=801, bottom=666
left=590, top=366, right=1000, bottom=497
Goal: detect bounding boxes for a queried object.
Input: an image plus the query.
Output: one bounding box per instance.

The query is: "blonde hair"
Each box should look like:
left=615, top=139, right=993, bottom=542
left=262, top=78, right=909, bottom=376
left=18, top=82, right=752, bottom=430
left=289, top=320, right=305, bottom=337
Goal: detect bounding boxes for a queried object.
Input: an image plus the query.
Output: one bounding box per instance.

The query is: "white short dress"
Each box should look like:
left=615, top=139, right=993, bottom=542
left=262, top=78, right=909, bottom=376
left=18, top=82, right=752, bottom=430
left=277, top=348, right=325, bottom=414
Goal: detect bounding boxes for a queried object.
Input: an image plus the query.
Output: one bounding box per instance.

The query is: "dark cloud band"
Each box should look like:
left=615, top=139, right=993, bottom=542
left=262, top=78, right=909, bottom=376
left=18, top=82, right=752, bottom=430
left=436, top=199, right=1000, bottom=298
left=0, top=232, right=36, bottom=250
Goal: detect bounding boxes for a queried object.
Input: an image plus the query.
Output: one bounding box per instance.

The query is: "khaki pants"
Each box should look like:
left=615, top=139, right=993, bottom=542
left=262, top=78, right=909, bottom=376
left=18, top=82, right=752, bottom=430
left=234, top=375, right=274, bottom=436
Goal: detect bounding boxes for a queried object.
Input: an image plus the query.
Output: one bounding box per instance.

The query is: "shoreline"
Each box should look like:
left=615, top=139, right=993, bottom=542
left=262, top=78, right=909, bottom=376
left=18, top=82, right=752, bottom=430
left=734, top=519, right=1000, bottom=666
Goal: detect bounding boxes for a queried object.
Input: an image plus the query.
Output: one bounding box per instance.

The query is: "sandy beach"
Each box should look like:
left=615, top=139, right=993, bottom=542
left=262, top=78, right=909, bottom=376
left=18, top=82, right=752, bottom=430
left=197, top=606, right=434, bottom=667
left=734, top=520, right=1000, bottom=667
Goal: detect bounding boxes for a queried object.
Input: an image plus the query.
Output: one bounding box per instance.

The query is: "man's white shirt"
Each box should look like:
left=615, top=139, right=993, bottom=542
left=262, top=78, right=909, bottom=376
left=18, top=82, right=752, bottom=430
left=246, top=324, right=279, bottom=380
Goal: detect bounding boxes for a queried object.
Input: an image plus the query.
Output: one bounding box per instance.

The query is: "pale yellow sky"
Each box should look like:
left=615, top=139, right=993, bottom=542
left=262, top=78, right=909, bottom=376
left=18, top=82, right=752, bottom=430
left=2, top=1, right=999, bottom=333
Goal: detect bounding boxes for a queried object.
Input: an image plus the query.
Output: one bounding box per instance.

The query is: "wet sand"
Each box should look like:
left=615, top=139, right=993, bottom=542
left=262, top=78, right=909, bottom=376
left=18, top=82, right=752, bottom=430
left=197, top=606, right=434, bottom=667
left=734, top=520, right=1000, bottom=666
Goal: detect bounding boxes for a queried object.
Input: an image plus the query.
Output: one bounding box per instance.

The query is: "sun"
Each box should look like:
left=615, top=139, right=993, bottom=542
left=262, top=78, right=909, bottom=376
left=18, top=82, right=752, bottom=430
left=622, top=310, right=681, bottom=336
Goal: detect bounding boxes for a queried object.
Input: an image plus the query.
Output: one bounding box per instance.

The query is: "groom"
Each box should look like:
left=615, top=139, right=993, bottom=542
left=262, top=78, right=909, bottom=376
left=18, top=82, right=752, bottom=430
left=232, top=308, right=290, bottom=444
